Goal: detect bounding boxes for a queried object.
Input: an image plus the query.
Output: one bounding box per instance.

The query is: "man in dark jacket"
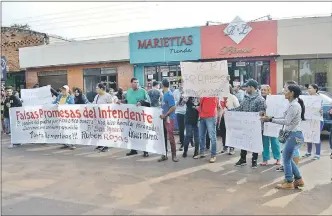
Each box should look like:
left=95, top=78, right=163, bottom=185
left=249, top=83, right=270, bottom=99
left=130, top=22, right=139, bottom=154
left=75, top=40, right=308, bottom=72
left=229, top=79, right=266, bottom=168
left=3, top=86, right=22, bottom=147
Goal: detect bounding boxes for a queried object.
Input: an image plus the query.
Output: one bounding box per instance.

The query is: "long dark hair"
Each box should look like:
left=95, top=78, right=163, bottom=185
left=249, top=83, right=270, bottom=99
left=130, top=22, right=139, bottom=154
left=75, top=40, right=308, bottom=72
left=288, top=84, right=305, bottom=120
left=310, top=84, right=319, bottom=94
left=74, top=87, right=83, bottom=96
left=229, top=84, right=234, bottom=95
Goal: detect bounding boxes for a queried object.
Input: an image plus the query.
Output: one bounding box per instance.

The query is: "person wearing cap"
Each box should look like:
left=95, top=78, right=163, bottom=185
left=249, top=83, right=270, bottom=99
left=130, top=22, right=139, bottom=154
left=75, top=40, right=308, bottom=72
left=148, top=81, right=163, bottom=108
left=228, top=79, right=266, bottom=168
left=159, top=78, right=179, bottom=162
left=52, top=85, right=75, bottom=150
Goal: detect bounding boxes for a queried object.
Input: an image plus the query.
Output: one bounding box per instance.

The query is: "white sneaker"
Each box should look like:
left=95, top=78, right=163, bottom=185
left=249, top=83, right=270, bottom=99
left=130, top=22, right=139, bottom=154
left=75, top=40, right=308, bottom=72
left=8, top=144, right=14, bottom=149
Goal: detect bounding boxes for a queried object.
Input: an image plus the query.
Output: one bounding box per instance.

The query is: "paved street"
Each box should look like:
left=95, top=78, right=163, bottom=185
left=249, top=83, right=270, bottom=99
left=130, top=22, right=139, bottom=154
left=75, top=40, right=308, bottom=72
left=1, top=134, right=332, bottom=215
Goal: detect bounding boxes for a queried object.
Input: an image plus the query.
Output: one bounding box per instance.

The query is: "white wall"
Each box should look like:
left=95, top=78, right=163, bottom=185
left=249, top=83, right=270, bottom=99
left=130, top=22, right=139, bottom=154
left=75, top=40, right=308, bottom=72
left=19, top=36, right=129, bottom=68
left=278, top=16, right=332, bottom=55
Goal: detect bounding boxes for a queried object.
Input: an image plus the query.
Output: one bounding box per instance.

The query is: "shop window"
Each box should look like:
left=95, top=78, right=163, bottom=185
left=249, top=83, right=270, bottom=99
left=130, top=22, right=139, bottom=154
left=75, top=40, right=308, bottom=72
left=144, top=65, right=181, bottom=90
left=283, top=60, right=299, bottom=84
left=299, top=59, right=317, bottom=86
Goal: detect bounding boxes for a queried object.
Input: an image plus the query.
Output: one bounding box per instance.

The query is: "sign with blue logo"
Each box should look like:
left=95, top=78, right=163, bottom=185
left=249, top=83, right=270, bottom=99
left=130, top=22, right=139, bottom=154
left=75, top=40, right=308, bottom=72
left=129, top=27, right=201, bottom=64
left=1, top=56, right=7, bottom=81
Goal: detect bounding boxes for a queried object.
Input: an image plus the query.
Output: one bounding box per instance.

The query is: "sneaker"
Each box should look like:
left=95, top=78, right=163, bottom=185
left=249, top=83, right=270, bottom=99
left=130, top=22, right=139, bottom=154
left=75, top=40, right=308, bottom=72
left=276, top=166, right=284, bottom=172
left=193, top=154, right=199, bottom=159
left=158, top=155, right=168, bottom=162
left=302, top=152, right=311, bottom=158
left=228, top=148, right=235, bottom=155
left=220, top=147, right=228, bottom=154
left=69, top=145, right=76, bottom=150
left=94, top=146, right=102, bottom=151
left=313, top=155, right=320, bottom=160
left=252, top=161, right=258, bottom=169
left=172, top=156, right=179, bottom=162
left=7, top=144, right=14, bottom=149
left=275, top=180, right=294, bottom=190
left=200, top=153, right=207, bottom=158
left=209, top=157, right=216, bottom=163
left=100, top=147, right=109, bottom=152
left=293, top=178, right=305, bottom=188
left=60, top=145, right=69, bottom=149
left=179, top=145, right=183, bottom=151
left=182, top=152, right=187, bottom=158
left=126, top=150, right=138, bottom=156
left=330, top=152, right=332, bottom=159
left=143, top=152, right=149, bottom=157
left=235, top=159, right=247, bottom=167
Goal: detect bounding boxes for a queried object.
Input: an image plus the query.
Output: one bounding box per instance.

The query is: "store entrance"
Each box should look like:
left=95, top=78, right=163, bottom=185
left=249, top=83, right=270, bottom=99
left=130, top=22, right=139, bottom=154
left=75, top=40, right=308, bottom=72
left=228, top=60, right=271, bottom=86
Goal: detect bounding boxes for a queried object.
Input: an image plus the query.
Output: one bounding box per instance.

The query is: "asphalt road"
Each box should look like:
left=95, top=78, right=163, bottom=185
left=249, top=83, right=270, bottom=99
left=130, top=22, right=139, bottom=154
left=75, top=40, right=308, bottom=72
left=1, top=135, right=332, bottom=215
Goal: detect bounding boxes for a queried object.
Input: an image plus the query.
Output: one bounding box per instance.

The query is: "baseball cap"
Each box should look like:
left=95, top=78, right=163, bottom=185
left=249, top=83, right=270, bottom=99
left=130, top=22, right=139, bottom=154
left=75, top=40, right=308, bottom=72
left=62, top=85, right=69, bottom=91
left=243, top=79, right=258, bottom=89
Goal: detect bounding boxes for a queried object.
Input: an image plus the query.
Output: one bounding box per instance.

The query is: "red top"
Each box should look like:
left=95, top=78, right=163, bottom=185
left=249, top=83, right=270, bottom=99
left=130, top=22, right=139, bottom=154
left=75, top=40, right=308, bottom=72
left=199, top=97, right=218, bottom=118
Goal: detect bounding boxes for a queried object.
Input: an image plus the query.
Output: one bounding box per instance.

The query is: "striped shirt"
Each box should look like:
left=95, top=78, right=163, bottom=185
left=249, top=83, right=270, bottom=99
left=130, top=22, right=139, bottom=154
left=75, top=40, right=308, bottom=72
left=272, top=98, right=302, bottom=131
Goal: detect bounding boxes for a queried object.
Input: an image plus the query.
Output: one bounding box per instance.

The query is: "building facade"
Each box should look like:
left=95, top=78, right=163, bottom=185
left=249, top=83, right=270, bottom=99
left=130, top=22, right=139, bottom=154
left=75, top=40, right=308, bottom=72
left=129, top=27, right=201, bottom=89
left=201, top=16, right=278, bottom=93
left=276, top=16, right=332, bottom=93
left=20, top=36, right=133, bottom=102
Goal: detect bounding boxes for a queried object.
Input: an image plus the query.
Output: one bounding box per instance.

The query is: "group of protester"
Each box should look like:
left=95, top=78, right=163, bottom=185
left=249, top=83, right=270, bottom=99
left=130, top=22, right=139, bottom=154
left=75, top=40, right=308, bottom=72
left=1, top=77, right=332, bottom=190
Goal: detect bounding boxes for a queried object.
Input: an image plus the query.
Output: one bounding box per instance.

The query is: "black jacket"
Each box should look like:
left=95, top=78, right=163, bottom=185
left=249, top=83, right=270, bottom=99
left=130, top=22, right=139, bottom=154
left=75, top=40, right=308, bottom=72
left=185, top=97, right=200, bottom=125
left=3, top=95, right=22, bottom=118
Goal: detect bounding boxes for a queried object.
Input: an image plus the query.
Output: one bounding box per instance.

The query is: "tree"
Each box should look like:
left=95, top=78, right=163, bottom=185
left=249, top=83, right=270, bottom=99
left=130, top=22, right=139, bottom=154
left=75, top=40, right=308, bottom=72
left=10, top=23, right=31, bottom=30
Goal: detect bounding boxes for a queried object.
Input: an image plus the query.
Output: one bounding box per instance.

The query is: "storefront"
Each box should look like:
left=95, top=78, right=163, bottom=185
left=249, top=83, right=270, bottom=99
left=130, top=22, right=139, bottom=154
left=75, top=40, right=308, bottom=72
left=20, top=36, right=133, bottom=101
left=276, top=16, right=332, bottom=93
left=201, top=16, right=278, bottom=93
left=129, top=27, right=201, bottom=89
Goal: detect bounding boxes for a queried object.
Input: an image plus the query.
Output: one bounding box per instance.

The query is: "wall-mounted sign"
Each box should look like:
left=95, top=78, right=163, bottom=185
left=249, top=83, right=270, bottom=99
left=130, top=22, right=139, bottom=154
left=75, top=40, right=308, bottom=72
left=236, top=62, right=246, bottom=67
left=138, top=35, right=193, bottom=49
left=219, top=46, right=253, bottom=55
left=224, top=16, right=252, bottom=44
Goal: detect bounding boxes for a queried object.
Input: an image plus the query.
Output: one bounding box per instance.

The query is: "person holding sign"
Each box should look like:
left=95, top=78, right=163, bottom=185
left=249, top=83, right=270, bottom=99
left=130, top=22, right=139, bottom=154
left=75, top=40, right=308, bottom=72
left=302, top=84, right=324, bottom=160
left=53, top=85, right=75, bottom=150
left=228, top=79, right=265, bottom=168
left=261, top=84, right=305, bottom=190
left=260, top=85, right=281, bottom=166
left=159, top=79, right=179, bottom=162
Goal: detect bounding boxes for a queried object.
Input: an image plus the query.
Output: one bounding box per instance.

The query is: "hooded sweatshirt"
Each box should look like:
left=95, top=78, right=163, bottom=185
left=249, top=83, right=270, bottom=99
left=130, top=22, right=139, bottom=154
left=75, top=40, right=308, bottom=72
left=230, top=90, right=265, bottom=113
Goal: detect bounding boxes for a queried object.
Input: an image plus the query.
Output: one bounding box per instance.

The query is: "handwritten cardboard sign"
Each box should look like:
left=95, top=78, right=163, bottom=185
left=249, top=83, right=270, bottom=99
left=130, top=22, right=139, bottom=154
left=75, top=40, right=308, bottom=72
left=9, top=104, right=166, bottom=155
left=21, top=85, right=53, bottom=106
left=266, top=95, right=289, bottom=118
left=299, top=95, right=323, bottom=121
left=224, top=111, right=263, bottom=153
left=180, top=60, right=230, bottom=97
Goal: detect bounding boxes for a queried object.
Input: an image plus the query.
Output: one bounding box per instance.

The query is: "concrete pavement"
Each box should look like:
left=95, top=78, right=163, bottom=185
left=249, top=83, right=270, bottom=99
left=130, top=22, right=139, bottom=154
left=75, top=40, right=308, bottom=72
left=1, top=134, right=332, bottom=215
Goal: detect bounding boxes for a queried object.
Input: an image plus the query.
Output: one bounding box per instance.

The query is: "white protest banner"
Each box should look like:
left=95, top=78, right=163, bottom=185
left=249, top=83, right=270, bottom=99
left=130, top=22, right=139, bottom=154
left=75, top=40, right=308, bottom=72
left=300, top=119, right=321, bottom=143
left=180, top=60, right=230, bottom=97
left=263, top=122, right=282, bottom=137
left=224, top=111, right=263, bottom=153
left=299, top=95, right=323, bottom=121
left=21, top=85, right=53, bottom=106
left=9, top=104, right=166, bottom=155
left=266, top=95, right=288, bottom=118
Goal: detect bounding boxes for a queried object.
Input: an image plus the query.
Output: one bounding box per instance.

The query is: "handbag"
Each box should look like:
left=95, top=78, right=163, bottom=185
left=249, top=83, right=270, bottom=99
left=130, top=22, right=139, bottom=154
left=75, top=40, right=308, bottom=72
left=278, top=125, right=291, bottom=143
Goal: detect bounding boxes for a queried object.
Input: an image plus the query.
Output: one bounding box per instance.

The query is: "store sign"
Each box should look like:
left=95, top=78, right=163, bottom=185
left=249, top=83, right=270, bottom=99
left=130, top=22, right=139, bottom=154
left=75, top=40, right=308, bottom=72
left=224, top=16, right=252, bottom=44
left=138, top=36, right=193, bottom=49
left=219, top=46, right=253, bottom=55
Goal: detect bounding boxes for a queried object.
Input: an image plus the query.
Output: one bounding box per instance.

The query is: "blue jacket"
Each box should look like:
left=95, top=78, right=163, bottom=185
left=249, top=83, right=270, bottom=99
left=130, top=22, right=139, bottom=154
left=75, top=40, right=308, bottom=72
left=53, top=94, right=75, bottom=105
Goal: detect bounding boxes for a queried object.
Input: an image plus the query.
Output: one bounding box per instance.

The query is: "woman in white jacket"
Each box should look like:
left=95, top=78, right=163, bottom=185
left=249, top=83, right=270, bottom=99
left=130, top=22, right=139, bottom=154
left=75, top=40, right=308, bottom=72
left=218, top=85, right=240, bottom=155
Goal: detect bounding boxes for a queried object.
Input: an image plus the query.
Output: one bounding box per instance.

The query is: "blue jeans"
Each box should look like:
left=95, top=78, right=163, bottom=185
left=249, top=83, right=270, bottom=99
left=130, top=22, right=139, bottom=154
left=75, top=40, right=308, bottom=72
left=306, top=121, right=324, bottom=155
left=4, top=117, right=10, bottom=134
left=329, top=126, right=332, bottom=150
left=199, top=117, right=217, bottom=157
left=183, top=123, right=199, bottom=155
left=283, top=131, right=304, bottom=182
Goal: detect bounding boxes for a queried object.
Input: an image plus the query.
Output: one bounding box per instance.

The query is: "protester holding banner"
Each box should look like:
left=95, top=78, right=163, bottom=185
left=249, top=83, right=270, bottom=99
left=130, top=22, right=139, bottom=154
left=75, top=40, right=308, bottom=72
left=182, top=96, right=200, bottom=159
left=229, top=79, right=265, bottom=168
left=74, top=88, right=89, bottom=105
left=260, top=85, right=281, bottom=166
left=219, top=85, right=239, bottom=155
left=92, top=83, right=114, bottom=152
left=121, top=78, right=151, bottom=157
left=53, top=85, right=75, bottom=149
left=302, top=84, right=324, bottom=160
left=261, top=84, right=305, bottom=190
left=4, top=86, right=22, bottom=139
left=159, top=78, right=178, bottom=162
